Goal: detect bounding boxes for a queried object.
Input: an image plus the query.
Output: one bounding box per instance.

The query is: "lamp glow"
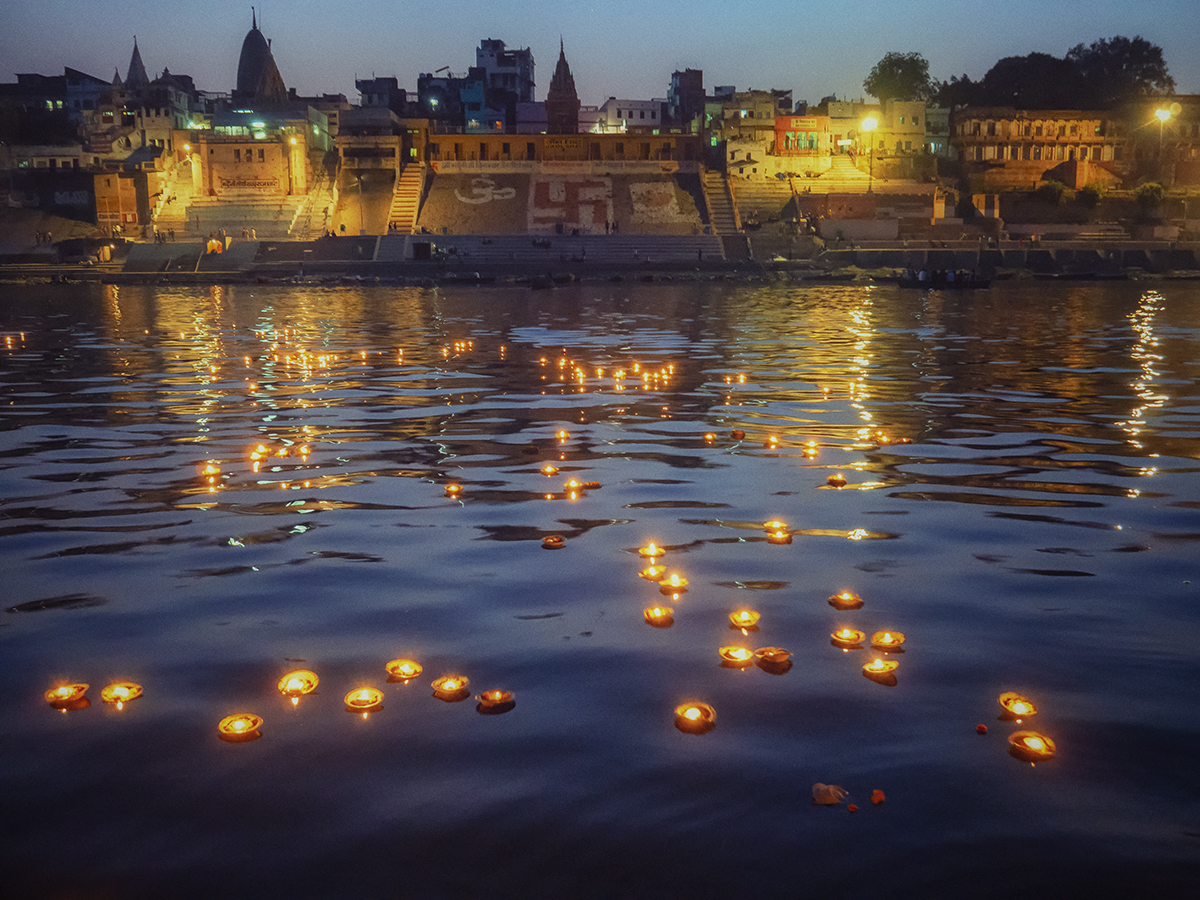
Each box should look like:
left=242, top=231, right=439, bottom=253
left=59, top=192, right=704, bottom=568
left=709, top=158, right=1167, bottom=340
left=385, top=658, right=423, bottom=681
left=674, top=702, right=716, bottom=734
left=1009, top=730, right=1056, bottom=763
left=45, top=683, right=89, bottom=710
left=218, top=713, right=263, bottom=742
left=828, top=590, right=864, bottom=610
left=101, top=681, right=143, bottom=710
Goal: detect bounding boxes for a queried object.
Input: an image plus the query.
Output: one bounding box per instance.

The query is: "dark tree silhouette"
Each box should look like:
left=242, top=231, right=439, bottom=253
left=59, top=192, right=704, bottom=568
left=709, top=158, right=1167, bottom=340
left=863, top=52, right=932, bottom=102
left=1066, top=36, right=1175, bottom=107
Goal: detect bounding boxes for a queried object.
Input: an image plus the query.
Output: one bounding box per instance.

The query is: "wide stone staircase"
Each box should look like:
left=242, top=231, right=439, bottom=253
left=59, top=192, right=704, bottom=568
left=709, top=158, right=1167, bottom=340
left=388, top=165, right=426, bottom=234
left=730, top=179, right=795, bottom=223
left=288, top=167, right=336, bottom=239
left=702, top=171, right=739, bottom=234
left=811, top=155, right=873, bottom=192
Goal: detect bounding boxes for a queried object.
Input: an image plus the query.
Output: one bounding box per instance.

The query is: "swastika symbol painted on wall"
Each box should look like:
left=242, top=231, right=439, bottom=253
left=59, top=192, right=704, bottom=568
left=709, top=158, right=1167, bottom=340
left=528, top=177, right=612, bottom=232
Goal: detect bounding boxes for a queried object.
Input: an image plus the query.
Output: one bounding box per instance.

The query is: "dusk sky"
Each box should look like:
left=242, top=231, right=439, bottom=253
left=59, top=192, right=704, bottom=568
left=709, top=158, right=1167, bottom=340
left=4, top=0, right=1196, bottom=105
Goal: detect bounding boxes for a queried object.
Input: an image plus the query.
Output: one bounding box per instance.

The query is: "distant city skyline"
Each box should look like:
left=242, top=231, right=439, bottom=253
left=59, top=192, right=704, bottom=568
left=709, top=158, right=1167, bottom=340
left=3, top=0, right=1197, bottom=105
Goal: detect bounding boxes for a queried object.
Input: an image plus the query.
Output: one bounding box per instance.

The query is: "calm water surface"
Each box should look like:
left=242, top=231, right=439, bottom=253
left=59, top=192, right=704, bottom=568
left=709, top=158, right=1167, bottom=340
left=1, top=280, right=1198, bottom=898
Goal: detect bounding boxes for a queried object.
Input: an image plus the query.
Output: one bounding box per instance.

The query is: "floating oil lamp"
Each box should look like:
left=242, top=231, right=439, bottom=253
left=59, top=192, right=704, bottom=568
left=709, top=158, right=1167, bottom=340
left=828, top=590, right=864, bottom=610
left=476, top=689, right=515, bottom=715
left=827, top=472, right=848, bottom=488
left=764, top=435, right=780, bottom=449
left=277, top=670, right=318, bottom=706
left=638, top=564, right=667, bottom=581
left=639, top=542, right=665, bottom=559
left=218, top=713, right=263, bottom=742
left=731, top=429, right=746, bottom=440
left=582, top=481, right=601, bottom=491
left=385, top=658, right=423, bottom=682
left=643, top=605, right=675, bottom=627
left=45, top=683, right=89, bottom=711
left=542, top=534, right=566, bottom=550
left=674, top=702, right=716, bottom=735
left=998, top=692, right=1038, bottom=721
left=763, top=520, right=787, bottom=532
left=831, top=628, right=865, bottom=649
left=556, top=429, right=569, bottom=443
left=755, top=647, right=793, bottom=674
left=719, top=646, right=756, bottom=668
left=541, top=464, right=559, bottom=476
left=659, top=573, right=689, bottom=595
left=444, top=483, right=463, bottom=499
left=729, top=609, right=761, bottom=630
left=432, top=675, right=471, bottom=702
left=704, top=433, right=716, bottom=444
left=870, top=631, right=906, bottom=653
left=1008, top=730, right=1056, bottom=763
left=862, top=658, right=899, bottom=685
left=344, top=687, right=384, bottom=716
left=767, top=528, right=793, bottom=545
left=100, top=682, right=143, bottom=710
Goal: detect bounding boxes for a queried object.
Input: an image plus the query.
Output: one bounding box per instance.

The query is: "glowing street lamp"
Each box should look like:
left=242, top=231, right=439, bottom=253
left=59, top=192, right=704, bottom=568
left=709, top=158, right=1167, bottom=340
left=861, top=117, right=878, bottom=193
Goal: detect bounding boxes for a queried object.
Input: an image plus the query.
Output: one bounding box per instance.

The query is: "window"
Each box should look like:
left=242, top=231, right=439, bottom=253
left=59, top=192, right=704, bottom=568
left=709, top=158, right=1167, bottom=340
left=913, top=115, right=919, bottom=126
left=639, top=111, right=644, bottom=119
left=900, top=115, right=905, bottom=125
left=1034, top=124, right=1043, bottom=137
left=234, top=148, right=241, bottom=161
left=258, top=148, right=264, bottom=161
left=987, top=122, right=996, bottom=136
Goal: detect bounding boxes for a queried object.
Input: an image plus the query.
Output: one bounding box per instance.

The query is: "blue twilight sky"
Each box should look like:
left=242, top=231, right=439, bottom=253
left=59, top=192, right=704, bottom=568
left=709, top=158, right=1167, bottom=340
left=3, top=0, right=1196, bottom=104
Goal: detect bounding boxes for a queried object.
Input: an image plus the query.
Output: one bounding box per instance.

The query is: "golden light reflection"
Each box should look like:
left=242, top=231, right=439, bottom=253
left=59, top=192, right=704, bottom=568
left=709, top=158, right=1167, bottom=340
left=998, top=691, right=1038, bottom=720
left=828, top=590, right=864, bottom=610
left=719, top=645, right=755, bottom=667
left=729, top=609, right=760, bottom=629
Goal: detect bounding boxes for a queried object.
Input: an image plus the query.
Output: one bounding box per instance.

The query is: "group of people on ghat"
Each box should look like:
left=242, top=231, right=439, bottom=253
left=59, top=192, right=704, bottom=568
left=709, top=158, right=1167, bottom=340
left=908, top=266, right=982, bottom=284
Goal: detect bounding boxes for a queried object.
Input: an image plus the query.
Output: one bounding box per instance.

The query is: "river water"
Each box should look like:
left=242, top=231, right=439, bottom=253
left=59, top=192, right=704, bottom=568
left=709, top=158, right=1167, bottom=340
left=1, top=280, right=1198, bottom=898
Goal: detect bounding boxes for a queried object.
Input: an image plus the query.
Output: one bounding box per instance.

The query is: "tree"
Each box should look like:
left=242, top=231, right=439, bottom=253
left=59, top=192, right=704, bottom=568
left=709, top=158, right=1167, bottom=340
left=979, top=53, right=1083, bottom=109
left=864, top=52, right=932, bottom=103
left=930, top=74, right=980, bottom=109
left=1134, top=181, right=1167, bottom=209
left=1066, top=36, right=1175, bottom=107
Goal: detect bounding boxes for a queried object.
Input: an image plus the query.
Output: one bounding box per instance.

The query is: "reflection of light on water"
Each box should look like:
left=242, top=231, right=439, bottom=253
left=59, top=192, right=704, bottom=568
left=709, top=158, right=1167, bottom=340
left=1119, top=291, right=1168, bottom=452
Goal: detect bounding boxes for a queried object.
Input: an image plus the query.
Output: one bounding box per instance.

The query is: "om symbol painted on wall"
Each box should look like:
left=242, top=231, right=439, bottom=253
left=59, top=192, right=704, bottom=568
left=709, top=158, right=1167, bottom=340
left=454, top=177, right=517, bottom=204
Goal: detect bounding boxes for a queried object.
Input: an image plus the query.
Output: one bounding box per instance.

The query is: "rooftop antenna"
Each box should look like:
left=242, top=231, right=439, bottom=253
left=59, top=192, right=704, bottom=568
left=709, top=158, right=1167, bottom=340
left=252, top=6, right=256, bottom=29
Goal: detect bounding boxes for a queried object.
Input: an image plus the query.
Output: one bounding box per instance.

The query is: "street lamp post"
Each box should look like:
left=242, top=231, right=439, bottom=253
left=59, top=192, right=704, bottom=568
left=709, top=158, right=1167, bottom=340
left=1155, top=108, right=1171, bottom=182
left=861, top=117, right=878, bottom=193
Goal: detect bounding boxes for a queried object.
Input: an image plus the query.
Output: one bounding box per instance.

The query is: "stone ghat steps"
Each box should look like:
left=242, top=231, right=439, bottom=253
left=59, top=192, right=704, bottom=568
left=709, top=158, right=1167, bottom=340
left=376, top=233, right=724, bottom=264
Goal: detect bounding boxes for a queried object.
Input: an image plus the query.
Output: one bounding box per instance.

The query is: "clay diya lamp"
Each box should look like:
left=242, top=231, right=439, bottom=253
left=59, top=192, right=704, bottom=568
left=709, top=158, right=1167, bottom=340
left=831, top=628, right=865, bottom=649
left=475, top=689, right=515, bottom=715
left=718, top=646, right=755, bottom=668
left=643, top=605, right=674, bottom=628
left=444, top=483, right=463, bottom=499
left=828, top=590, right=864, bottom=610
left=870, top=631, right=906, bottom=653
left=703, top=433, right=716, bottom=444
left=755, top=647, right=794, bottom=675
left=674, top=702, right=716, bottom=735
left=638, top=564, right=667, bottom=582
left=277, top=670, right=318, bottom=706
left=218, top=713, right=263, bottom=743
left=862, top=658, right=899, bottom=686
left=45, top=683, right=90, bottom=711
left=542, top=534, right=566, bottom=550
left=540, top=464, right=559, bottom=476
left=100, top=681, right=143, bottom=710
left=998, top=692, right=1038, bottom=722
left=385, top=658, right=423, bottom=683
left=432, top=675, right=471, bottom=702
left=729, top=609, right=761, bottom=631
left=827, top=472, right=848, bottom=488
left=638, top=542, right=665, bottom=560
left=658, top=573, right=689, bottom=596
left=344, top=687, right=384, bottom=716
left=1008, top=730, right=1056, bottom=763
left=731, top=429, right=746, bottom=440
